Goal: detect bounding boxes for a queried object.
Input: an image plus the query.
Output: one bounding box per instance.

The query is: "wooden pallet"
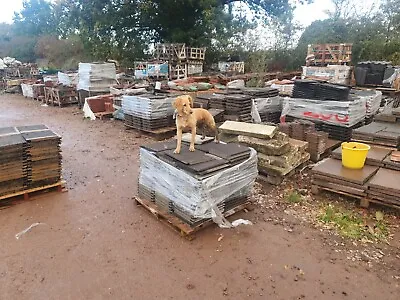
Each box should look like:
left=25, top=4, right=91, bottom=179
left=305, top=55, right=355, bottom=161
left=311, top=184, right=399, bottom=210
left=134, top=196, right=250, bottom=239
left=94, top=111, right=114, bottom=120
left=0, top=181, right=66, bottom=208
left=125, top=124, right=176, bottom=140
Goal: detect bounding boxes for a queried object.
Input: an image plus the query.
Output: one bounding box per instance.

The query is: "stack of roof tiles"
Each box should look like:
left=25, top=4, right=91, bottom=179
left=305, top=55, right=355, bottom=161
left=77, top=62, right=116, bottom=92
left=352, top=121, right=400, bottom=148
left=123, top=94, right=175, bottom=131
left=293, top=80, right=350, bottom=101
left=138, top=140, right=257, bottom=227
left=17, top=125, right=62, bottom=188
left=279, top=121, right=329, bottom=162
left=224, top=94, right=253, bottom=122
left=0, top=127, right=27, bottom=197
left=0, top=125, right=62, bottom=197
left=314, top=144, right=400, bottom=208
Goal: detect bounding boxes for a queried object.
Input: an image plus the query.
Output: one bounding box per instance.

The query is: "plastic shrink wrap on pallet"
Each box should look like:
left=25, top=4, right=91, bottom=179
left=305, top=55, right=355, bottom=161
left=122, top=95, right=175, bottom=119
left=281, top=97, right=367, bottom=127
left=138, top=147, right=258, bottom=227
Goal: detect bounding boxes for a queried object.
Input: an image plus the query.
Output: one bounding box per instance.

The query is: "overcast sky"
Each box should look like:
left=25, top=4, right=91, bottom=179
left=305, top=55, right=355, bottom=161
left=1, top=0, right=333, bottom=26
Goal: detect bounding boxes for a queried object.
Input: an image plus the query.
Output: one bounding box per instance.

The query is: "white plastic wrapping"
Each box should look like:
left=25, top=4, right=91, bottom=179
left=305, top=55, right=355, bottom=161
left=139, top=148, right=258, bottom=225
left=302, top=65, right=352, bottom=85
left=281, top=97, right=367, bottom=127
left=252, top=97, right=283, bottom=123
left=21, top=83, right=34, bottom=98
left=58, top=72, right=78, bottom=86
left=383, top=68, right=400, bottom=86
left=270, top=83, right=294, bottom=96
left=3, top=56, right=21, bottom=66
left=77, top=62, right=117, bottom=92
left=43, top=75, right=58, bottom=83
left=122, top=95, right=175, bottom=119
left=110, top=87, right=147, bottom=95
left=353, top=90, right=382, bottom=118
left=0, top=58, right=6, bottom=70
left=254, top=96, right=282, bottom=113
left=83, top=99, right=96, bottom=120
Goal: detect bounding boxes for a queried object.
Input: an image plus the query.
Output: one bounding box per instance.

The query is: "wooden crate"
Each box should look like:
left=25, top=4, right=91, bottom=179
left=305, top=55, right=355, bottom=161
left=33, top=84, right=45, bottom=101
left=156, top=43, right=187, bottom=61
left=307, top=43, right=353, bottom=65
left=169, top=63, right=187, bottom=80
left=45, top=86, right=78, bottom=107
left=186, top=47, right=206, bottom=60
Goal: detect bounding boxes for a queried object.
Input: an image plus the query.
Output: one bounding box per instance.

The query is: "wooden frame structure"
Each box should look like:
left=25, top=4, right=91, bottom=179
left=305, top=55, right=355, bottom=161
left=307, top=43, right=353, bottom=65
left=44, top=86, right=78, bottom=107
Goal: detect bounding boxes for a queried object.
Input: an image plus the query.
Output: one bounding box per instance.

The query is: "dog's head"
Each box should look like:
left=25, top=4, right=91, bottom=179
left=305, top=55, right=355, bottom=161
left=173, top=95, right=193, bottom=116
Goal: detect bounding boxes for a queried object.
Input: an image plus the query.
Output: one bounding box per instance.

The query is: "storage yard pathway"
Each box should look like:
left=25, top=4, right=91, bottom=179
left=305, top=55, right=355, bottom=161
left=0, top=94, right=399, bottom=299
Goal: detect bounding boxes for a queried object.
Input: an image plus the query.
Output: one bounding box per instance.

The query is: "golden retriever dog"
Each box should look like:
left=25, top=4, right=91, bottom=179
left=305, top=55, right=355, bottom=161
left=173, top=95, right=219, bottom=154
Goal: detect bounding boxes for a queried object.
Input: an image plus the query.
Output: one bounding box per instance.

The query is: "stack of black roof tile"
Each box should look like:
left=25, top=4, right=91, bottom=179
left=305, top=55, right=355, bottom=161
left=315, top=83, right=350, bottom=101
left=292, top=80, right=318, bottom=99
left=224, top=94, right=253, bottom=122
left=0, top=125, right=62, bottom=198
left=293, top=80, right=350, bottom=101
left=123, top=94, right=175, bottom=131
left=124, top=114, right=173, bottom=131
left=241, top=87, right=279, bottom=98
left=201, top=93, right=227, bottom=110
left=17, top=125, right=62, bottom=188
left=0, top=127, right=28, bottom=197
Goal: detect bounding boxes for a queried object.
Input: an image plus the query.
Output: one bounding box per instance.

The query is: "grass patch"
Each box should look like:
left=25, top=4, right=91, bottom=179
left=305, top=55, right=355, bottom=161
left=318, top=205, right=389, bottom=241
left=286, top=191, right=302, bottom=204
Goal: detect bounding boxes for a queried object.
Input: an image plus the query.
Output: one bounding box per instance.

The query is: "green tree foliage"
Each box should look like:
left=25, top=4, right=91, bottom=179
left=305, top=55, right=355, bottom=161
left=295, top=0, right=400, bottom=66
left=4, top=0, right=400, bottom=70
left=54, top=0, right=305, bottom=64
left=35, top=35, right=88, bottom=69
left=13, top=0, right=57, bottom=35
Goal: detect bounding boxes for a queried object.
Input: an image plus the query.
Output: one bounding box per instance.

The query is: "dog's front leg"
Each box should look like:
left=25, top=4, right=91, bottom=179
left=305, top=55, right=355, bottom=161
left=189, top=127, right=196, bottom=152
left=174, top=127, right=183, bottom=154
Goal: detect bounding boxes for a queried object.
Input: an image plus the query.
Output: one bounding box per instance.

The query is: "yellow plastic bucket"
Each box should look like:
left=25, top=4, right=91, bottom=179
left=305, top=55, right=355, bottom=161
left=341, top=142, right=370, bottom=169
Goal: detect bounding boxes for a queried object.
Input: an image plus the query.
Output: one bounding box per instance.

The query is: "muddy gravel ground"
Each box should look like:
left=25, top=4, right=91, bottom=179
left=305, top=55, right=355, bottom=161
left=0, top=94, right=399, bottom=300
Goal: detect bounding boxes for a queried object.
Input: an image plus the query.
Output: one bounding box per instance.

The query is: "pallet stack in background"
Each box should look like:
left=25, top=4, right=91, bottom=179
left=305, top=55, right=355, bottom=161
left=122, top=94, right=175, bottom=132
left=155, top=43, right=206, bottom=80
left=0, top=125, right=62, bottom=199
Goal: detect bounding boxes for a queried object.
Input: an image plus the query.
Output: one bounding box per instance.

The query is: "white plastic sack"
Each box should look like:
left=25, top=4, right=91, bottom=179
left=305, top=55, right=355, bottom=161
left=83, top=99, right=96, bottom=120
left=227, top=79, right=245, bottom=89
